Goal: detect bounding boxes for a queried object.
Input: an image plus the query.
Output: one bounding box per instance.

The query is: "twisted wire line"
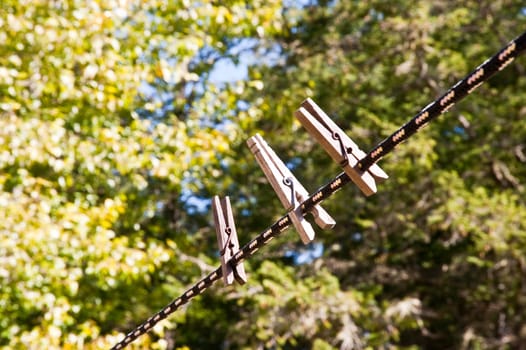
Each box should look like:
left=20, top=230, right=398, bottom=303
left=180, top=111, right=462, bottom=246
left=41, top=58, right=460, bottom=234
left=111, top=30, right=526, bottom=350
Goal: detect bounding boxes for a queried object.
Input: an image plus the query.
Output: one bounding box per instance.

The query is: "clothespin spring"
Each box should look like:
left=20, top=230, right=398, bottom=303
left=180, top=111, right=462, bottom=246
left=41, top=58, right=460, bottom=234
left=219, top=227, right=234, bottom=257
left=318, top=114, right=353, bottom=169
left=332, top=131, right=350, bottom=167
left=283, top=177, right=295, bottom=208
left=316, top=112, right=350, bottom=159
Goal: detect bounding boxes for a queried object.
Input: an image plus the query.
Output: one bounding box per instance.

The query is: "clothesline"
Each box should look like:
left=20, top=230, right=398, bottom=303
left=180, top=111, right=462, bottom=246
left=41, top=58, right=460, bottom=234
left=111, top=30, right=526, bottom=350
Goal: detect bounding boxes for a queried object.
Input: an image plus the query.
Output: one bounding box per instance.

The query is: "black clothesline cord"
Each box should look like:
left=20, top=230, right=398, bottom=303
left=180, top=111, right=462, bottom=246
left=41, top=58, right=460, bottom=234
left=111, top=30, right=526, bottom=350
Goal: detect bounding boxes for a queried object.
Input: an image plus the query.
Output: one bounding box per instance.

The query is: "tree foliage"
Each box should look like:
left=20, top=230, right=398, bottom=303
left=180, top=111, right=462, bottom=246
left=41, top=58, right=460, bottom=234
left=1, top=0, right=525, bottom=349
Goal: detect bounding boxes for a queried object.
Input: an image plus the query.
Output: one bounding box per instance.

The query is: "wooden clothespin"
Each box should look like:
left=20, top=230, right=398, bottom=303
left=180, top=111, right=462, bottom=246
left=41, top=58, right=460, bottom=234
left=212, top=196, right=247, bottom=285
left=247, top=133, right=336, bottom=244
left=295, top=98, right=388, bottom=196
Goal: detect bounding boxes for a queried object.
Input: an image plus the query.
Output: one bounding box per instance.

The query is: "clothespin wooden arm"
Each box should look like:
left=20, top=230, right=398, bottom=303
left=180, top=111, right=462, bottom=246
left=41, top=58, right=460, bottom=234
left=247, top=134, right=294, bottom=210
left=294, top=191, right=334, bottom=230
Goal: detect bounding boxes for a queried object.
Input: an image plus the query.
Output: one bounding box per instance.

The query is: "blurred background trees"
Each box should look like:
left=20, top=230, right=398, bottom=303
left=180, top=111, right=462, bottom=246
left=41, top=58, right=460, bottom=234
left=0, top=0, right=525, bottom=349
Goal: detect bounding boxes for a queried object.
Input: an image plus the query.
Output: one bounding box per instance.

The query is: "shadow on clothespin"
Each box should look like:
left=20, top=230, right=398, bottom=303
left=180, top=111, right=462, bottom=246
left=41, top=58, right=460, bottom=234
left=247, top=134, right=336, bottom=244
left=212, top=196, right=247, bottom=285
left=295, top=98, right=388, bottom=196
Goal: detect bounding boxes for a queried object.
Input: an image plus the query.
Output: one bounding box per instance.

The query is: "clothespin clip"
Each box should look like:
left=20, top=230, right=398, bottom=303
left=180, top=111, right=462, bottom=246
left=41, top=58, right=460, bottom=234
left=212, top=196, right=247, bottom=285
left=247, top=133, right=336, bottom=244
left=295, top=98, right=388, bottom=196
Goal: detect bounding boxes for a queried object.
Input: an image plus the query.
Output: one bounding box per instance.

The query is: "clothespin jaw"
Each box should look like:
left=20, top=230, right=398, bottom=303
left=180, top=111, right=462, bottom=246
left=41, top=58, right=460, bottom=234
left=212, top=196, right=247, bottom=285
left=247, top=134, right=336, bottom=244
left=295, top=98, right=388, bottom=196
